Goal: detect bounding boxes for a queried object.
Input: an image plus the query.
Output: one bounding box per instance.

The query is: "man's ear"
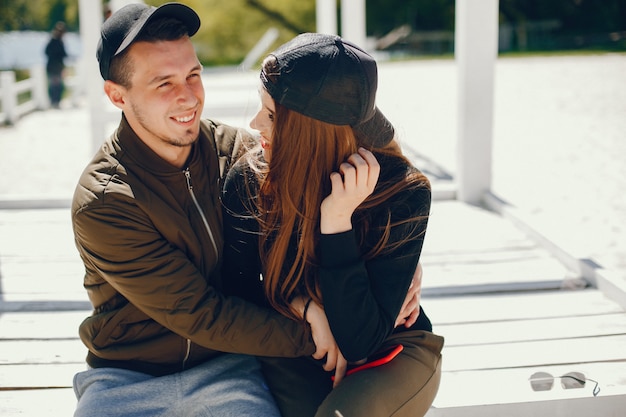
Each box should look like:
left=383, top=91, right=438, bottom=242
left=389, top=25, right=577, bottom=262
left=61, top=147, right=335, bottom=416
left=104, top=80, right=126, bottom=110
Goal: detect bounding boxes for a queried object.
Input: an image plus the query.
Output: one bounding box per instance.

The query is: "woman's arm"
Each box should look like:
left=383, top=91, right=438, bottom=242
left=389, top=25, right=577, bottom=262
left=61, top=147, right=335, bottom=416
left=318, top=193, right=429, bottom=361
left=318, top=149, right=431, bottom=361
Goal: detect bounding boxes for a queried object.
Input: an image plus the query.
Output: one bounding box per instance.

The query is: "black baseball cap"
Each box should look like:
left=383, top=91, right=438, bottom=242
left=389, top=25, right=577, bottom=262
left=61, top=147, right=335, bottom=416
left=261, top=33, right=395, bottom=148
left=97, top=2, right=200, bottom=80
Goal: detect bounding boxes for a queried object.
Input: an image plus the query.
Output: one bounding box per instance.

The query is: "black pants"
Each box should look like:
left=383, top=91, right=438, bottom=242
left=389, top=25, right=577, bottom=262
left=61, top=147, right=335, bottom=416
left=47, top=73, right=64, bottom=106
left=261, top=330, right=444, bottom=417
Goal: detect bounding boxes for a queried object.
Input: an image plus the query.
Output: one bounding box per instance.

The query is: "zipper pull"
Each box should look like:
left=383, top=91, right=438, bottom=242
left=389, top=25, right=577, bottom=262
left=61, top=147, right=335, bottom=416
left=183, top=168, right=192, bottom=190
left=182, top=338, right=192, bottom=369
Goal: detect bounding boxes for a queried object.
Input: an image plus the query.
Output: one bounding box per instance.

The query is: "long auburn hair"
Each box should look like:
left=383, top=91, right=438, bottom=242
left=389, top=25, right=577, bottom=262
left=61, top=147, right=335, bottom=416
left=246, top=57, right=430, bottom=321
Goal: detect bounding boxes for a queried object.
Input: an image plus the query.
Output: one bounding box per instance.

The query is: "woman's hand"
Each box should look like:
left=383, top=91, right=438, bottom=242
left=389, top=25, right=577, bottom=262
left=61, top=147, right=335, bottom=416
left=291, top=297, right=348, bottom=386
left=395, top=262, right=423, bottom=328
left=320, top=148, right=380, bottom=234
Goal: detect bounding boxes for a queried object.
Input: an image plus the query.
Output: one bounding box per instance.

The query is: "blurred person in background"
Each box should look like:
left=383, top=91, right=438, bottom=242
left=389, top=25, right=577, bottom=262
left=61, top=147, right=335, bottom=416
left=44, top=21, right=67, bottom=108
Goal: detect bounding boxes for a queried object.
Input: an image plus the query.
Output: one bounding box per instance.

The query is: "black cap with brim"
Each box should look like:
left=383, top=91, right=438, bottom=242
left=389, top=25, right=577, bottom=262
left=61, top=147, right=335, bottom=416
left=261, top=33, right=395, bottom=148
left=97, top=2, right=200, bottom=80
left=353, top=107, right=395, bottom=148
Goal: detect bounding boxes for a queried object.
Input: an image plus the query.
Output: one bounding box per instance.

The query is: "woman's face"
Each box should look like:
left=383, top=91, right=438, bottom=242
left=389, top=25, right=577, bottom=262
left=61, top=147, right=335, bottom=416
left=250, top=88, right=275, bottom=162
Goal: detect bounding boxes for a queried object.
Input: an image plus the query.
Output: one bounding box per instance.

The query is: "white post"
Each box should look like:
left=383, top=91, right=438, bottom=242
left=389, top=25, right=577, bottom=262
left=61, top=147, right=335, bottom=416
left=317, top=0, right=337, bottom=35
left=455, top=0, right=499, bottom=204
left=31, top=65, right=49, bottom=109
left=1, top=71, right=18, bottom=124
left=79, top=0, right=104, bottom=153
left=109, top=0, right=142, bottom=11
left=341, top=0, right=367, bottom=48
left=240, top=27, right=279, bottom=70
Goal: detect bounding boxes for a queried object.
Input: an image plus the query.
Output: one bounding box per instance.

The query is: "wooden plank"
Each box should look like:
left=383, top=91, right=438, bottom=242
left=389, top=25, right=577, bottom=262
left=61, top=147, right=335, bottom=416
left=0, top=209, right=86, bottom=313
left=0, top=208, right=70, bottom=224
left=422, top=256, right=568, bottom=295
left=426, top=395, right=626, bottom=417
left=433, top=361, right=626, bottom=408
left=0, top=209, right=75, bottom=256
left=425, top=289, right=624, bottom=325
left=1, top=374, right=622, bottom=417
left=0, top=298, right=92, bottom=312
left=0, top=311, right=88, bottom=340
left=438, top=313, right=626, bottom=346
left=0, top=364, right=84, bottom=389
left=1, top=202, right=623, bottom=416
left=424, top=201, right=539, bottom=253
left=442, top=334, right=626, bottom=372
left=0, top=388, right=76, bottom=417
left=1, top=340, right=85, bottom=365
left=0, top=261, right=84, bottom=295
left=0, top=237, right=76, bottom=259
left=4, top=336, right=625, bottom=392
left=4, top=320, right=621, bottom=380
left=420, top=200, right=572, bottom=294
left=2, top=362, right=624, bottom=415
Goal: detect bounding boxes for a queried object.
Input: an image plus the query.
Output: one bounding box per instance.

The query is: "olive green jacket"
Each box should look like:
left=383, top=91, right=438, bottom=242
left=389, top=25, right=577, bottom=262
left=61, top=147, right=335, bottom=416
left=72, top=116, right=314, bottom=376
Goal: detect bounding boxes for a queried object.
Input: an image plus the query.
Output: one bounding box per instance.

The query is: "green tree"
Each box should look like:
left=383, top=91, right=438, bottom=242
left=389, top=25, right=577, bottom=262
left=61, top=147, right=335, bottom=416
left=147, top=0, right=315, bottom=66
left=1, top=0, right=623, bottom=61
left=0, top=0, right=78, bottom=31
left=366, top=0, right=455, bottom=36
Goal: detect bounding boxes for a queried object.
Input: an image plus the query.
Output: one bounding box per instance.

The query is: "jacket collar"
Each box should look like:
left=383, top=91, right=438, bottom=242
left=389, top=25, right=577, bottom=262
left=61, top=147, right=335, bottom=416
left=114, top=114, right=197, bottom=175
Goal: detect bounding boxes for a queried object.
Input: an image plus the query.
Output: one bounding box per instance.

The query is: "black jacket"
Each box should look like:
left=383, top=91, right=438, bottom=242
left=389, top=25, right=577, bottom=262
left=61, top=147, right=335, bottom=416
left=222, top=153, right=432, bottom=362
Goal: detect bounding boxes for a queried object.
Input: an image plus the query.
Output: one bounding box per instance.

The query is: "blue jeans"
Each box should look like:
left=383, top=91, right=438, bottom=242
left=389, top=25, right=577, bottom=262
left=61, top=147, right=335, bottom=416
left=73, top=353, right=280, bottom=417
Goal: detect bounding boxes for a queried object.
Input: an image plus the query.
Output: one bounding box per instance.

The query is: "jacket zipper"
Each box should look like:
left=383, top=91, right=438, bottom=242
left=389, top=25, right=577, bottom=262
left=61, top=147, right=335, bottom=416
left=182, top=338, right=192, bottom=370
left=183, top=168, right=219, bottom=258
left=182, top=168, right=216, bottom=371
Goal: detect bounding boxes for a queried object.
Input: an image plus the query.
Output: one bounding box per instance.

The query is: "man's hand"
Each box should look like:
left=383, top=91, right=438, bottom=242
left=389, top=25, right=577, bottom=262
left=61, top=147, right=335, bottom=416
left=291, top=297, right=348, bottom=386
left=395, top=262, right=423, bottom=328
left=305, top=302, right=342, bottom=366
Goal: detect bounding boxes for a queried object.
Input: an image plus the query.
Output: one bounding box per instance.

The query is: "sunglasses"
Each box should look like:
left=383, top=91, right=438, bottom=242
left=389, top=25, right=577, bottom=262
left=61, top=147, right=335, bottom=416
left=529, top=371, right=600, bottom=397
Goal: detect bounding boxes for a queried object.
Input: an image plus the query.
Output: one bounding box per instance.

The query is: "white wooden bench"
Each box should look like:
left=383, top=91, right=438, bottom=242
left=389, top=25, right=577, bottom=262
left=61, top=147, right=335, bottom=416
left=1, top=202, right=625, bottom=416
left=422, top=201, right=626, bottom=415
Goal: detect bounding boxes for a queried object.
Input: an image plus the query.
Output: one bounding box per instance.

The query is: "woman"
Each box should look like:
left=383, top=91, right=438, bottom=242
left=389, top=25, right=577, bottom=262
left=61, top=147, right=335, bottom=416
left=222, top=33, right=444, bottom=417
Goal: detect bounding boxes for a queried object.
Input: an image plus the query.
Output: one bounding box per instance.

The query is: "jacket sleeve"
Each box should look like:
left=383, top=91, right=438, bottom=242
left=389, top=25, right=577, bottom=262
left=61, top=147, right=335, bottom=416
left=318, top=186, right=431, bottom=362
left=73, top=197, right=315, bottom=358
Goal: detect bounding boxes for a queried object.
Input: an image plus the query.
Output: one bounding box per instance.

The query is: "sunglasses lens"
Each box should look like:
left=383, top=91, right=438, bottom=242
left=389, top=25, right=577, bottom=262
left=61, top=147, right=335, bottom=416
left=530, top=372, right=554, bottom=391
left=561, top=372, right=586, bottom=389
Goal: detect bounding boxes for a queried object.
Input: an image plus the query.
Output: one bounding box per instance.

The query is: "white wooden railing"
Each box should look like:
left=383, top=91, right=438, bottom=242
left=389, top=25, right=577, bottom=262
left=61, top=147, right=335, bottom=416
left=0, top=65, right=80, bottom=125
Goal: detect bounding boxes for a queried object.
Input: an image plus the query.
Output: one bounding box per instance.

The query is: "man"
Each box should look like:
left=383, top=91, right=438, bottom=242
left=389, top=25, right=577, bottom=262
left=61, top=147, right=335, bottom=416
left=45, top=21, right=68, bottom=108
left=72, top=3, right=421, bottom=416
left=71, top=4, right=314, bottom=416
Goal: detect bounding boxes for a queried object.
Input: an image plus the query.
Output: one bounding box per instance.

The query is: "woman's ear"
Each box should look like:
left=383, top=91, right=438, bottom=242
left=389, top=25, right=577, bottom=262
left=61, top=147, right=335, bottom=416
left=104, top=80, right=125, bottom=110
